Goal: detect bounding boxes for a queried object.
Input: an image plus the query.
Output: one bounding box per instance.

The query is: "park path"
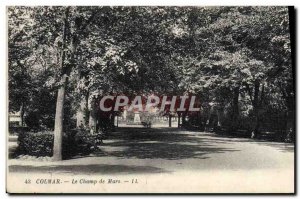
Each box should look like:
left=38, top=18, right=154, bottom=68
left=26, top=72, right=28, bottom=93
left=9, top=127, right=294, bottom=173
left=8, top=127, right=294, bottom=193
left=99, top=127, right=294, bottom=171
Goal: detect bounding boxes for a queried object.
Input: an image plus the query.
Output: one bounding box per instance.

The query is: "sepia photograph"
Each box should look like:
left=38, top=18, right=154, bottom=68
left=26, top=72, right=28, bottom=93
left=6, top=5, right=295, bottom=194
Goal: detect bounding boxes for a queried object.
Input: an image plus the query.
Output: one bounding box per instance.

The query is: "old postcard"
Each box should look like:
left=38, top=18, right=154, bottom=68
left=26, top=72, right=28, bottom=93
left=7, top=6, right=295, bottom=194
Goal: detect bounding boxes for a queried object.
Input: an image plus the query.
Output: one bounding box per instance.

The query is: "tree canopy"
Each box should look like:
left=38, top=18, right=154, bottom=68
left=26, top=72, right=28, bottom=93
left=8, top=6, right=294, bottom=159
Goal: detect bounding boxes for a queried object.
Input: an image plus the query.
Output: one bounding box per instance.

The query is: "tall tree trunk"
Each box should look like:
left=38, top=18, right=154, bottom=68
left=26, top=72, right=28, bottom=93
left=76, top=97, right=86, bottom=128
left=216, top=106, right=224, bottom=127
left=89, top=96, right=97, bottom=134
left=251, top=80, right=260, bottom=138
left=76, top=92, right=89, bottom=128
left=214, top=106, right=223, bottom=132
left=182, top=112, right=186, bottom=127
left=285, top=110, right=294, bottom=142
left=52, top=8, right=69, bottom=161
left=110, top=112, right=115, bottom=132
left=111, top=112, right=115, bottom=126
left=284, top=94, right=295, bottom=142
left=177, top=112, right=181, bottom=128
left=84, top=91, right=90, bottom=126
left=279, top=82, right=295, bottom=142
left=229, top=86, right=239, bottom=132
left=19, top=102, right=24, bottom=126
left=53, top=75, right=67, bottom=161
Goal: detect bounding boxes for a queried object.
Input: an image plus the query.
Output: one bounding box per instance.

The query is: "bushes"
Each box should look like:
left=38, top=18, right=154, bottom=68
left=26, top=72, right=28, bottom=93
left=16, top=130, right=102, bottom=159
left=17, top=131, right=53, bottom=157
left=65, top=129, right=103, bottom=157
left=24, top=111, right=41, bottom=130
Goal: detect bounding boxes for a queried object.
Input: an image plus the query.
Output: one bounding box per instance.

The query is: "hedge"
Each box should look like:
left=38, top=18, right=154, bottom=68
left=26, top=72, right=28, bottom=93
left=16, top=130, right=103, bottom=159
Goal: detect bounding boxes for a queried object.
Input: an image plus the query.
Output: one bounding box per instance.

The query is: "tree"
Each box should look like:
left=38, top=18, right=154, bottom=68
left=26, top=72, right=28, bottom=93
left=8, top=6, right=294, bottom=163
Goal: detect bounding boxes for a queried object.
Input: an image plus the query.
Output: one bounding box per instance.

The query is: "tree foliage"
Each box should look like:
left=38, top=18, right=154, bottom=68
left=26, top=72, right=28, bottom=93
left=8, top=6, right=294, bottom=145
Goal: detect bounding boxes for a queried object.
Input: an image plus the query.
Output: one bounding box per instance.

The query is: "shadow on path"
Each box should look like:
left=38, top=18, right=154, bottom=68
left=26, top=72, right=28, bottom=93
left=205, top=133, right=294, bottom=153
left=8, top=127, right=294, bottom=175
left=98, top=127, right=240, bottom=160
